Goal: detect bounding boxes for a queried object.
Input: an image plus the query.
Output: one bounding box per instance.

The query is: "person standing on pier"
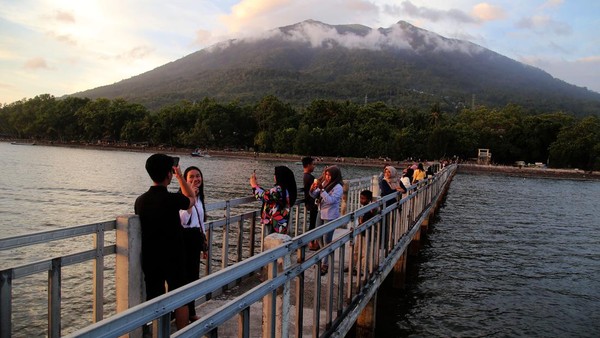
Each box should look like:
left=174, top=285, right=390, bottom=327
left=310, top=165, right=343, bottom=275
left=378, top=165, right=407, bottom=206
left=401, top=167, right=413, bottom=190
left=179, top=166, right=208, bottom=323
left=135, top=154, right=195, bottom=330
left=250, top=166, right=297, bottom=235
left=302, top=156, right=320, bottom=250
left=412, top=162, right=426, bottom=184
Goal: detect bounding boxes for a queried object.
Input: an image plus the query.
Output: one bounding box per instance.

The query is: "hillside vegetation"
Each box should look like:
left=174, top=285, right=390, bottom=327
left=70, top=20, right=600, bottom=116
left=2, top=94, right=599, bottom=170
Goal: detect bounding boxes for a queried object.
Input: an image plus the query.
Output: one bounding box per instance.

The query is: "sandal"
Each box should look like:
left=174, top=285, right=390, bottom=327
left=320, top=264, right=329, bottom=276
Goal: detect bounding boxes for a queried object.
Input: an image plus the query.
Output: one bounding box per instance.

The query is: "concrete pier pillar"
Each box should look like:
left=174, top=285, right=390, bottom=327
left=392, top=252, right=407, bottom=289
left=409, top=225, right=421, bottom=256
left=356, top=292, right=377, bottom=338
left=115, top=215, right=144, bottom=338
left=420, top=215, right=430, bottom=234
left=262, top=233, right=292, bottom=338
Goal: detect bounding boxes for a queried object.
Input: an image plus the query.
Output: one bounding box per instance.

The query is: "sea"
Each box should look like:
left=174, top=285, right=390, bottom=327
left=1, top=142, right=599, bottom=337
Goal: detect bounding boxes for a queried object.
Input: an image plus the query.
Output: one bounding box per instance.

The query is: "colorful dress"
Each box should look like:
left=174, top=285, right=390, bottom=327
left=253, top=185, right=290, bottom=234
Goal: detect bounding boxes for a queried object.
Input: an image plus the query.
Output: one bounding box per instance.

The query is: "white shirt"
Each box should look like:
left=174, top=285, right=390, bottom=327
left=179, top=197, right=205, bottom=232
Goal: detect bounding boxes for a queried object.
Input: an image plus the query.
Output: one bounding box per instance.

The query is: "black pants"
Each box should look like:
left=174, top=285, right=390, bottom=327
left=308, top=206, right=318, bottom=231
left=182, top=227, right=202, bottom=317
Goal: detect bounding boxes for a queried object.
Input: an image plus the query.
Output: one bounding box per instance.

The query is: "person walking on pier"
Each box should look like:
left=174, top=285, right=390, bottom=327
left=250, top=166, right=297, bottom=235
left=179, top=166, right=208, bottom=323
left=135, top=154, right=195, bottom=330
left=302, top=156, right=320, bottom=250
left=310, top=165, right=343, bottom=275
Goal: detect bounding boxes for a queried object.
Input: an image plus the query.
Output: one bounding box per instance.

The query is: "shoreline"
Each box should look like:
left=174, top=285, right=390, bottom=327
left=458, top=163, right=600, bottom=181
left=5, top=139, right=600, bottom=180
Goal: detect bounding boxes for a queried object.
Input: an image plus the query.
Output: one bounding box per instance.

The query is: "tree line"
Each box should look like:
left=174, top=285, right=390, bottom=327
left=1, top=94, right=599, bottom=170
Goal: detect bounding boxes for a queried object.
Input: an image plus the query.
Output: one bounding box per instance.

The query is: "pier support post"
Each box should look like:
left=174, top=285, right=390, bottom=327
left=262, top=233, right=292, bottom=338
left=392, top=252, right=407, bottom=289
left=115, top=215, right=144, bottom=338
left=420, top=215, right=429, bottom=234
left=409, top=226, right=421, bottom=256
left=356, top=292, right=377, bottom=338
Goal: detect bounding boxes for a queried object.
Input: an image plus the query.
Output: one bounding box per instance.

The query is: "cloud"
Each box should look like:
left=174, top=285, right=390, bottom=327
left=194, top=29, right=213, bottom=45
left=383, top=1, right=476, bottom=24
left=472, top=3, right=506, bottom=22
left=53, top=10, right=75, bottom=23
left=516, top=15, right=572, bottom=35
left=222, top=20, right=484, bottom=56
left=116, top=46, right=154, bottom=62
left=47, top=32, right=78, bottom=46
left=521, top=55, right=600, bottom=93
left=578, top=55, right=600, bottom=63
left=23, top=57, right=50, bottom=70
left=541, top=0, right=563, bottom=9
left=219, top=0, right=379, bottom=37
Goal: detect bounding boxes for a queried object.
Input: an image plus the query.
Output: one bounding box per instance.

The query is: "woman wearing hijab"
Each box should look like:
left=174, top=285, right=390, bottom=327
left=310, top=165, right=344, bottom=275
left=379, top=165, right=407, bottom=206
left=250, top=166, right=297, bottom=235
left=179, top=166, right=208, bottom=322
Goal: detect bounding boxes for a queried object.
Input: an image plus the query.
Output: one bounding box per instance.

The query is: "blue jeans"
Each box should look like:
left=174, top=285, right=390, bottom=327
left=321, top=218, right=334, bottom=266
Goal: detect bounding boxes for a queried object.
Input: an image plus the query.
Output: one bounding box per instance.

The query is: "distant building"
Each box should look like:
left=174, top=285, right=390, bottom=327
left=477, top=148, right=491, bottom=165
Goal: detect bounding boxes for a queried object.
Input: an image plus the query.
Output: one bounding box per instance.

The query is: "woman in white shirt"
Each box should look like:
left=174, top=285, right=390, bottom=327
left=310, top=165, right=343, bottom=275
left=179, top=166, right=207, bottom=322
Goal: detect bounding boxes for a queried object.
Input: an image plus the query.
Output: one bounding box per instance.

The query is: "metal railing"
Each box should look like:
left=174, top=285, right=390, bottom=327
left=0, top=164, right=456, bottom=338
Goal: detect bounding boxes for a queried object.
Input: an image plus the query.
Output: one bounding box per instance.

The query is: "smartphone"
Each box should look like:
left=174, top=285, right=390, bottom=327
left=172, top=157, right=180, bottom=172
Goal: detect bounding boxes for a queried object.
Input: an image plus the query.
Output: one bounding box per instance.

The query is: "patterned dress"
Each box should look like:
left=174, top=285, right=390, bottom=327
left=253, top=185, right=290, bottom=234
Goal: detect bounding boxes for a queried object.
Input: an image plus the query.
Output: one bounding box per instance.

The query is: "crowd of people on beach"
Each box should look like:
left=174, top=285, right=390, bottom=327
left=134, top=153, right=432, bottom=330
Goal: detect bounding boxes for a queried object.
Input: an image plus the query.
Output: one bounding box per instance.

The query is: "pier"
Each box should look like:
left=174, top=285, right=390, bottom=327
left=0, top=164, right=456, bottom=338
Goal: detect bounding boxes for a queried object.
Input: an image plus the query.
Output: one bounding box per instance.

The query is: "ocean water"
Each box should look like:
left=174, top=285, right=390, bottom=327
left=1, top=142, right=599, bottom=337
left=377, top=172, right=600, bottom=337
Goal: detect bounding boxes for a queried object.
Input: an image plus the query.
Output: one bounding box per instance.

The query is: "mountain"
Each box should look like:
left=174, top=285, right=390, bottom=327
left=72, top=20, right=600, bottom=115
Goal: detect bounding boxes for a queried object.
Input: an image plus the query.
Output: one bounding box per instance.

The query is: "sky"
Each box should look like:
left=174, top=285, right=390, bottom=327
left=1, top=0, right=599, bottom=105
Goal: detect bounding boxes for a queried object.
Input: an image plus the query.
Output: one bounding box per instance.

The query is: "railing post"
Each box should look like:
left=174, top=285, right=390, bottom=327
left=0, top=269, right=13, bottom=338
left=115, top=215, right=144, bottom=338
left=48, top=257, right=61, bottom=338
left=341, top=181, right=350, bottom=215
left=93, top=224, right=105, bottom=322
left=223, top=201, right=231, bottom=269
left=262, top=233, right=292, bottom=338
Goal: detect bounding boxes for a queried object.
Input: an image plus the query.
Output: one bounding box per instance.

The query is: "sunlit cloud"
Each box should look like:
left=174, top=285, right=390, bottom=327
left=115, top=46, right=154, bottom=62
left=472, top=3, right=506, bottom=22
left=53, top=10, right=75, bottom=23
left=47, top=32, right=78, bottom=45
left=577, top=55, right=600, bottom=63
left=194, top=29, right=213, bottom=45
left=383, top=1, right=476, bottom=24
left=219, top=0, right=379, bottom=37
left=23, top=57, right=50, bottom=70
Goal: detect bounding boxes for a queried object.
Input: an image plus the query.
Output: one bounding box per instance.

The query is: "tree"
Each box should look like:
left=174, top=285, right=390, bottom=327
left=549, top=116, right=600, bottom=170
